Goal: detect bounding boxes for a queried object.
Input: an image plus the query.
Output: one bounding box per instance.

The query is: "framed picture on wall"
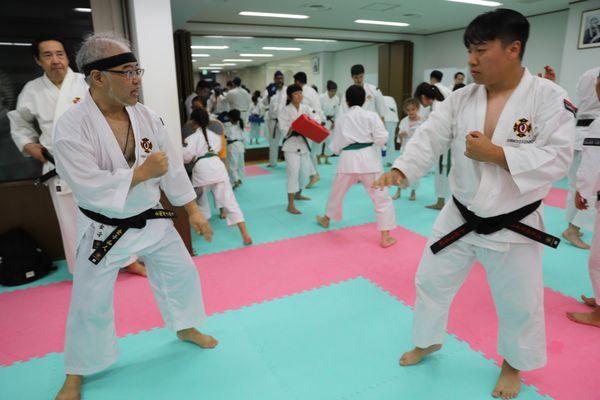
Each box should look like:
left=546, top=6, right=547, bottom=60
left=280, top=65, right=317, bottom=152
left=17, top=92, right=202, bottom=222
left=579, top=8, right=600, bottom=49
left=312, top=57, right=320, bottom=74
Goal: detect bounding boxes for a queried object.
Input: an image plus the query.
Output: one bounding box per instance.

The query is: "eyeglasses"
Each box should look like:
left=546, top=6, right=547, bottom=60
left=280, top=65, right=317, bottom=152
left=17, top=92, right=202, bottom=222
left=103, top=68, right=145, bottom=80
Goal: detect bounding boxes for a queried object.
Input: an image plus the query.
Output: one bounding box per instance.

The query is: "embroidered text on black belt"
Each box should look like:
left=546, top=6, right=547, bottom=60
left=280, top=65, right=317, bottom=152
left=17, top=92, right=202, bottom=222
left=80, top=207, right=176, bottom=265
left=577, top=119, right=594, bottom=127
left=430, top=197, right=560, bottom=254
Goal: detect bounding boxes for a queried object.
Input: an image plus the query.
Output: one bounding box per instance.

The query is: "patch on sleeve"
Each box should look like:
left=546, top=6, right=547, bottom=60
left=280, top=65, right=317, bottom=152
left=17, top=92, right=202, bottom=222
left=563, top=99, right=577, bottom=117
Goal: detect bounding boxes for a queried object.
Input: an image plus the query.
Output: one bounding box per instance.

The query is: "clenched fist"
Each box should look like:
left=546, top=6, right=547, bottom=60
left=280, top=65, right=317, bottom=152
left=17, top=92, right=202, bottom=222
left=372, top=169, right=406, bottom=189
left=24, top=143, right=47, bottom=163
left=142, top=151, right=169, bottom=179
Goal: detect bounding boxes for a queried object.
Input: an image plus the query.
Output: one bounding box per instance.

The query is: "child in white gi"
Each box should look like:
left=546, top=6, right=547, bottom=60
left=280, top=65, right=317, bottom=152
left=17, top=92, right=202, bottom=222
left=279, top=84, right=321, bottom=214
left=392, top=98, right=423, bottom=201
left=374, top=9, right=574, bottom=399
left=249, top=92, right=265, bottom=145
left=319, top=80, right=340, bottom=165
left=184, top=108, right=252, bottom=245
left=225, top=109, right=246, bottom=189
left=316, top=85, right=397, bottom=248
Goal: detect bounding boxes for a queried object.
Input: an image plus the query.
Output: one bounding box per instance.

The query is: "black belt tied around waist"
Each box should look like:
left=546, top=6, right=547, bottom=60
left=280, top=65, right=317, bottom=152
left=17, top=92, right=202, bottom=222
left=577, top=119, right=594, bottom=127
left=429, top=197, right=560, bottom=254
left=283, top=131, right=311, bottom=151
left=227, top=139, right=241, bottom=145
left=34, top=148, right=58, bottom=185
left=80, top=207, right=176, bottom=265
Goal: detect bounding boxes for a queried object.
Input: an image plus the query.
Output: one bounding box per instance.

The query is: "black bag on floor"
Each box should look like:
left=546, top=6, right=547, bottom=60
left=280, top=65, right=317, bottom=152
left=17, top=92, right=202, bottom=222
left=0, top=228, right=56, bottom=286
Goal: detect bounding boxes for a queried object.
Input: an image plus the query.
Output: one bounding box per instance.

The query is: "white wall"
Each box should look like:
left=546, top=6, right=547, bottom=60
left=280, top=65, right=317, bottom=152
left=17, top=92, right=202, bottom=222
left=411, top=10, right=569, bottom=92
left=331, top=44, right=381, bottom=91
left=559, top=0, right=600, bottom=101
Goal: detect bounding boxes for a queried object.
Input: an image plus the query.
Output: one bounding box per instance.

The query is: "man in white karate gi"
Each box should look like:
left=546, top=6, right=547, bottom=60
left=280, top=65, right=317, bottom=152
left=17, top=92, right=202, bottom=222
left=337, top=64, right=387, bottom=121
left=374, top=9, right=574, bottom=399
left=53, top=33, right=217, bottom=400
left=224, top=77, right=251, bottom=122
left=262, top=71, right=287, bottom=167
left=429, top=70, right=453, bottom=99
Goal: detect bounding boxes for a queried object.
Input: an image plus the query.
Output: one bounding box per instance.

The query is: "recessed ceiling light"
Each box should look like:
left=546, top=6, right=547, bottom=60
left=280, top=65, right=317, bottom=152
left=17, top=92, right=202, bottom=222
left=240, top=53, right=273, bottom=57
left=199, top=66, right=221, bottom=69
left=192, top=60, right=197, bottom=63
left=0, top=42, right=32, bottom=46
left=294, top=38, right=337, bottom=43
left=210, top=63, right=237, bottom=66
left=446, top=0, right=502, bottom=5
left=223, top=59, right=253, bottom=62
left=192, top=54, right=210, bottom=57
left=210, top=70, right=221, bottom=73
left=262, top=47, right=302, bottom=51
left=74, top=7, right=92, bottom=13
left=239, top=11, right=309, bottom=19
left=355, top=19, right=409, bottom=27
left=204, top=36, right=254, bottom=39
left=190, top=45, right=229, bottom=49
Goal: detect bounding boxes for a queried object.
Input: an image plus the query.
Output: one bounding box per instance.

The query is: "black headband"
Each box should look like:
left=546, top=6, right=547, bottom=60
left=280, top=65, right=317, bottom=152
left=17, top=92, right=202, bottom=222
left=82, top=52, right=137, bottom=76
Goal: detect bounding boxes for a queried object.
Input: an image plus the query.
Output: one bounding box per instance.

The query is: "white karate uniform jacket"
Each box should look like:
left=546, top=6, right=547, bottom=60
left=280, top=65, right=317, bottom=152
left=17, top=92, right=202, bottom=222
left=574, top=67, right=600, bottom=150
left=394, top=69, right=575, bottom=251
left=398, top=115, right=423, bottom=148
left=320, top=93, right=340, bottom=121
left=302, top=85, right=324, bottom=121
left=330, top=106, right=387, bottom=174
left=183, top=128, right=228, bottom=187
left=434, top=82, right=453, bottom=100
left=262, top=86, right=287, bottom=121
left=337, top=83, right=386, bottom=120
left=279, top=103, right=322, bottom=154
left=224, top=87, right=252, bottom=117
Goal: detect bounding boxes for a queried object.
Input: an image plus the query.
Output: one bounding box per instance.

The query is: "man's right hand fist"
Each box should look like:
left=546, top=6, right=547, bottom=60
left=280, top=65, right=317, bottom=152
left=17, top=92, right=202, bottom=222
left=142, top=151, right=169, bottom=179
left=23, top=143, right=47, bottom=163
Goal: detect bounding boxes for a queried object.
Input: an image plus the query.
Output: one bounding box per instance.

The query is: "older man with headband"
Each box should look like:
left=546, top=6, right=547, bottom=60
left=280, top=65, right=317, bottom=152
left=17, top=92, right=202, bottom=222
left=53, top=33, right=217, bottom=400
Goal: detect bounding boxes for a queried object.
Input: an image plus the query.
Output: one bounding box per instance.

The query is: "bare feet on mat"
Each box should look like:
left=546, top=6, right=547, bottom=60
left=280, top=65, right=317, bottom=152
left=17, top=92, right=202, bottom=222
left=243, top=235, right=253, bottom=246
left=399, top=344, right=442, bottom=366
left=581, top=295, right=598, bottom=308
left=409, top=190, right=416, bottom=201
left=380, top=235, right=397, bottom=248
left=305, top=174, right=320, bottom=189
left=392, top=188, right=401, bottom=200
left=287, top=207, right=301, bottom=215
left=55, top=375, right=82, bottom=400
left=316, top=215, right=330, bottom=228
left=219, top=208, right=227, bottom=219
left=561, top=227, right=590, bottom=249
left=425, top=199, right=445, bottom=210
left=125, top=261, right=147, bottom=277
left=492, top=361, right=521, bottom=399
left=177, top=328, right=218, bottom=348
left=566, top=308, right=600, bottom=327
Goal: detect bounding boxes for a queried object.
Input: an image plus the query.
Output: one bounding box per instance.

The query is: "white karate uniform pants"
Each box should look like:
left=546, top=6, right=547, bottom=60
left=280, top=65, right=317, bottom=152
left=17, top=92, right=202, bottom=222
left=284, top=151, right=313, bottom=193
left=413, top=236, right=546, bottom=371
left=267, top=119, right=282, bottom=165
left=227, top=142, right=245, bottom=183
left=588, top=203, right=600, bottom=304
left=322, top=119, right=334, bottom=156
left=63, top=224, right=206, bottom=375
left=384, top=121, right=398, bottom=165
left=250, top=122, right=261, bottom=142
left=326, top=173, right=397, bottom=231
left=48, top=182, right=78, bottom=273
left=197, top=181, right=244, bottom=226
left=434, top=154, right=450, bottom=199
left=565, top=150, right=582, bottom=224
left=308, top=139, right=320, bottom=171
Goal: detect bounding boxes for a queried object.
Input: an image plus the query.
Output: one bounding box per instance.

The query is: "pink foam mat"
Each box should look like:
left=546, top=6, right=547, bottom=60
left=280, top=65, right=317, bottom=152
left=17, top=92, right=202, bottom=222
left=0, top=224, right=598, bottom=399
left=544, top=187, right=567, bottom=209
left=244, top=164, right=271, bottom=177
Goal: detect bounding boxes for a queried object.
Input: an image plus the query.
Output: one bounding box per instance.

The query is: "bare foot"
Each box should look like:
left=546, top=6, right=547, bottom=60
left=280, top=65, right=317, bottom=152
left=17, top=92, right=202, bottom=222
left=409, top=191, right=416, bottom=201
left=243, top=235, right=253, bottom=245
left=294, top=193, right=311, bottom=201
left=492, top=361, right=521, bottom=399
left=324, top=157, right=332, bottom=165
left=177, top=328, right=218, bottom=348
left=287, top=207, right=301, bottom=215
left=316, top=215, right=330, bottom=228
left=125, top=261, right=147, bottom=277
left=562, top=228, right=590, bottom=249
left=305, top=174, right=320, bottom=189
left=581, top=295, right=598, bottom=308
left=381, top=236, right=397, bottom=248
left=566, top=308, right=600, bottom=327
left=219, top=209, right=227, bottom=219
left=425, top=200, right=445, bottom=210
left=392, top=189, right=401, bottom=200
left=399, top=344, right=442, bottom=366
left=55, top=375, right=82, bottom=400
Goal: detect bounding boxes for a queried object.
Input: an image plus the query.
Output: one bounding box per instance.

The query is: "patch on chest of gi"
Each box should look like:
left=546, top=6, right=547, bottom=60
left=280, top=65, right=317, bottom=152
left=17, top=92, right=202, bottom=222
left=563, top=99, right=577, bottom=117
left=507, top=118, right=535, bottom=144
left=72, top=97, right=81, bottom=104
left=140, top=138, right=153, bottom=153
left=367, top=95, right=373, bottom=100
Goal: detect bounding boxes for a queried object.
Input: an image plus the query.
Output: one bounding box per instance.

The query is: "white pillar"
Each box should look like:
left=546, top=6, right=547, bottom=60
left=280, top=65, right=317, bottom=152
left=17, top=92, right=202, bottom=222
left=128, top=0, right=182, bottom=146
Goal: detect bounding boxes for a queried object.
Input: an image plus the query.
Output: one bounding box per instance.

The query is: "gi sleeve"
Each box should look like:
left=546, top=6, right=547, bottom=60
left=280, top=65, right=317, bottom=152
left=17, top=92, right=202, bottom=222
left=371, top=113, right=389, bottom=147
left=7, top=86, right=40, bottom=154
left=53, top=114, right=133, bottom=213
left=154, top=116, right=197, bottom=206
left=392, top=97, right=455, bottom=186
left=182, top=135, right=196, bottom=164
left=329, top=119, right=345, bottom=155
left=503, top=91, right=575, bottom=194
left=576, top=120, right=600, bottom=200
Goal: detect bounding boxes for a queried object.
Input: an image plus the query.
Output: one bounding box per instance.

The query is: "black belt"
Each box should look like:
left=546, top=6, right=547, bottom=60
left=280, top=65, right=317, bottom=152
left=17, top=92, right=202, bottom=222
left=577, top=119, right=594, bottom=127
left=80, top=207, right=176, bottom=265
left=326, top=116, right=335, bottom=122
left=283, top=131, right=311, bottom=151
left=430, top=197, right=560, bottom=254
left=34, top=148, right=58, bottom=185
left=227, top=139, right=241, bottom=145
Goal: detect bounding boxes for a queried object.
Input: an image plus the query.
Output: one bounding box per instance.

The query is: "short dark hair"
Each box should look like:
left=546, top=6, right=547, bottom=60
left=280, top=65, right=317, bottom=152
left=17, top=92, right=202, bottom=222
left=293, top=72, right=307, bottom=84
left=190, top=107, right=209, bottom=128
left=454, top=71, right=465, bottom=79
left=430, top=70, right=443, bottom=82
left=414, top=82, right=445, bottom=102
left=196, top=80, right=210, bottom=91
left=32, top=36, right=67, bottom=59
left=346, top=85, right=366, bottom=107
left=233, top=77, right=242, bottom=86
left=326, top=80, right=337, bottom=91
left=287, top=84, right=303, bottom=98
left=463, top=8, right=529, bottom=59
left=350, top=64, right=365, bottom=76
left=192, top=95, right=207, bottom=108
left=453, top=83, right=466, bottom=91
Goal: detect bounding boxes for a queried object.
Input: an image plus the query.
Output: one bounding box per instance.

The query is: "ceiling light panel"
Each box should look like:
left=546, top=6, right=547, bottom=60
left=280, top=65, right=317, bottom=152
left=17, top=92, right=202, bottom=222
left=354, top=19, right=409, bottom=27
left=239, top=11, right=309, bottom=19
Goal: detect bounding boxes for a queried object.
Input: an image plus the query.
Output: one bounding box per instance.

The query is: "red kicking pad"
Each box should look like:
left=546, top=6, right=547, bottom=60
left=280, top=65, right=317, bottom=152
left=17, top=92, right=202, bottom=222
left=291, top=114, right=329, bottom=143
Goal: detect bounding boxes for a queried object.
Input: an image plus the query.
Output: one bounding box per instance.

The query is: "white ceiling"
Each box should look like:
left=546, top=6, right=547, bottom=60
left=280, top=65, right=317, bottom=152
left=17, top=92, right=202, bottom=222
left=172, top=0, right=570, bottom=36
left=189, top=36, right=373, bottom=71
